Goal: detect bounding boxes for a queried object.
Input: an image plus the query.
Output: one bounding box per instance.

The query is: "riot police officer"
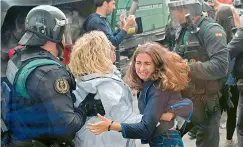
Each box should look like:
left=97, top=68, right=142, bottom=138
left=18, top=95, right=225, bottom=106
left=1, top=5, right=86, bottom=147
left=228, top=28, right=243, bottom=147
left=166, top=0, right=229, bottom=147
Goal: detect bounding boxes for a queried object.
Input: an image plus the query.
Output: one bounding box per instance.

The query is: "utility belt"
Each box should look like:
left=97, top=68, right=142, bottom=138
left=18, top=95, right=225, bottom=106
left=195, top=93, right=220, bottom=119
left=182, top=78, right=222, bottom=97
left=2, top=140, right=74, bottom=147
left=182, top=90, right=221, bottom=119
left=181, top=81, right=221, bottom=119
left=3, top=136, right=74, bottom=147
left=1, top=120, right=74, bottom=147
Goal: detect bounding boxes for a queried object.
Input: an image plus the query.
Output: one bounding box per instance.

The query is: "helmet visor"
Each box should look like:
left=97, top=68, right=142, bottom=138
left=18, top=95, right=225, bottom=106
left=63, top=18, right=73, bottom=45
left=62, top=18, right=73, bottom=65
left=167, top=0, right=202, bottom=26
left=169, top=5, right=188, bottom=27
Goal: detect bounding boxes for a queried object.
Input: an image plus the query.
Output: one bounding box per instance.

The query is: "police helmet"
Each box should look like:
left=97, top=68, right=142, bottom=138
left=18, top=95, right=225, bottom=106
left=207, top=0, right=215, bottom=2
left=233, top=0, right=243, bottom=8
left=167, top=0, right=203, bottom=26
left=19, top=5, right=69, bottom=46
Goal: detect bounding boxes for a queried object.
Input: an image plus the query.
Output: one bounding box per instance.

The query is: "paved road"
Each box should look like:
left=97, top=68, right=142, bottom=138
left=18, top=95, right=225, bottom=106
left=132, top=94, right=238, bottom=147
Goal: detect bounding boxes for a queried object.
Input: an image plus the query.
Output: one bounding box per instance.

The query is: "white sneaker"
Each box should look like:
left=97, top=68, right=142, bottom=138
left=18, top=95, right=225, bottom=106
left=220, top=122, right=227, bottom=129
left=224, top=140, right=238, bottom=147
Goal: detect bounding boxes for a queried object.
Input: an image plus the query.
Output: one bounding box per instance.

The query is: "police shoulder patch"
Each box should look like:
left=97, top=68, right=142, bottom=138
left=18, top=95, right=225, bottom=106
left=215, top=33, right=223, bottom=37
left=54, top=78, right=69, bottom=94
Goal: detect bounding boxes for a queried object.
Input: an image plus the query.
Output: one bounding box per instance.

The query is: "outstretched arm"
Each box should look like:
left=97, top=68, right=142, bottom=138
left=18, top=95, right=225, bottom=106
left=89, top=88, right=170, bottom=139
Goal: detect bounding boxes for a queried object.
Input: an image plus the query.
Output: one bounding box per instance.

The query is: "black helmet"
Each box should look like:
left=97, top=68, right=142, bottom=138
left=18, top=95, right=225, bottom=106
left=19, top=5, right=68, bottom=46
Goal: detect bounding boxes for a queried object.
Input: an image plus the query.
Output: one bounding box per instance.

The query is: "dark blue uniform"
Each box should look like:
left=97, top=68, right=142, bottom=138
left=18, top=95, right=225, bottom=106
left=4, top=47, right=85, bottom=146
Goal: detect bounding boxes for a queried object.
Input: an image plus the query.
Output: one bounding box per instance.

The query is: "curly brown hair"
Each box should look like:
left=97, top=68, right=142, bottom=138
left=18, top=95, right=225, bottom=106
left=125, top=42, right=189, bottom=92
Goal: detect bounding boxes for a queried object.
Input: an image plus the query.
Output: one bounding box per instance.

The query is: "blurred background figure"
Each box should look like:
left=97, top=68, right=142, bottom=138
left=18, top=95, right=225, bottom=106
left=207, top=0, right=240, bottom=27
left=216, top=5, right=239, bottom=147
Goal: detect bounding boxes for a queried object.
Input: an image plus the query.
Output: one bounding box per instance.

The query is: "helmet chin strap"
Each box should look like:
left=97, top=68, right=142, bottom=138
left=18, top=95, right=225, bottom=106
left=56, top=41, right=64, bottom=61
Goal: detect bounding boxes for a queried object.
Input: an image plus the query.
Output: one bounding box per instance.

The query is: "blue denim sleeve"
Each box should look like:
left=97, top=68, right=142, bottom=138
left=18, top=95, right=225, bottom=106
left=109, top=29, right=127, bottom=47
left=120, top=87, right=169, bottom=139
left=113, top=29, right=121, bottom=36
left=120, top=123, right=127, bottom=138
left=89, top=20, right=127, bottom=47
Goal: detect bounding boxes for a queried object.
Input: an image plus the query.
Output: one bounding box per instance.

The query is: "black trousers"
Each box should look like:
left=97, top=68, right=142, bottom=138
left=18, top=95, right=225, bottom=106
left=221, top=85, right=239, bottom=140
left=237, top=91, right=243, bottom=147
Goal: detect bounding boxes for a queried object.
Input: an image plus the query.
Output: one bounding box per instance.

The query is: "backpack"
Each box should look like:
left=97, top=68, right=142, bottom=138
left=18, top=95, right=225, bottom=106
left=144, top=82, right=193, bottom=134
left=1, top=57, right=63, bottom=145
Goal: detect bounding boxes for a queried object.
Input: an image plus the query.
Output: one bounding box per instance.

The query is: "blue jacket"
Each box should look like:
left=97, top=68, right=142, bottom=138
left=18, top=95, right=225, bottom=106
left=83, top=13, right=127, bottom=47
left=121, top=80, right=192, bottom=139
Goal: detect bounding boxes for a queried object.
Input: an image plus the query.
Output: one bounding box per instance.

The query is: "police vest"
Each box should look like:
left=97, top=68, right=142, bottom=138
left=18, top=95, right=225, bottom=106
left=1, top=47, right=105, bottom=143
left=175, top=16, right=224, bottom=96
left=1, top=47, right=68, bottom=142
left=6, top=47, right=66, bottom=99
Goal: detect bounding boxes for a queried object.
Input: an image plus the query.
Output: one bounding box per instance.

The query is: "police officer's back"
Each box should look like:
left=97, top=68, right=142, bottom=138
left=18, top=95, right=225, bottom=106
left=167, top=0, right=229, bottom=147
left=1, top=5, right=86, bottom=147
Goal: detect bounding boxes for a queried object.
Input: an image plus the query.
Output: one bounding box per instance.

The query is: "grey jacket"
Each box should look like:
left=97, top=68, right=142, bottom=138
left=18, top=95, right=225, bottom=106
left=73, top=66, right=142, bottom=147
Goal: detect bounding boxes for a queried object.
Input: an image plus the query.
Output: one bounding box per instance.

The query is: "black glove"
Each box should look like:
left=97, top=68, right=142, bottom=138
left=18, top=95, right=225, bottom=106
left=77, top=93, right=105, bottom=117
left=74, top=107, right=87, bottom=126
left=78, top=99, right=105, bottom=117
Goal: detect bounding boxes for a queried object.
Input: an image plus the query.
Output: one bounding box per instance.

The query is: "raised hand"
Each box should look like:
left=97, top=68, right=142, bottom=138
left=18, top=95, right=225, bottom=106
left=126, top=15, right=136, bottom=27
left=123, top=15, right=136, bottom=31
left=119, top=14, right=126, bottom=29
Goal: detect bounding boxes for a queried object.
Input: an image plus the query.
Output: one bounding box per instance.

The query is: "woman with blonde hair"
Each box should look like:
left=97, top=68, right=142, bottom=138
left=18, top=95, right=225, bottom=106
left=88, top=42, right=193, bottom=147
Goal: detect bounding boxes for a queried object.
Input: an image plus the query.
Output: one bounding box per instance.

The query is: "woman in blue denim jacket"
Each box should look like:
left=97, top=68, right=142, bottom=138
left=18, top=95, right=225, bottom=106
left=88, top=42, right=192, bottom=147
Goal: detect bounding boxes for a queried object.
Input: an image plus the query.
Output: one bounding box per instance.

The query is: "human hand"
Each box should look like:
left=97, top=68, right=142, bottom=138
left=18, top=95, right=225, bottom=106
left=126, top=15, right=136, bottom=26
left=123, top=15, right=136, bottom=31
left=160, top=112, right=175, bottom=121
left=111, top=45, right=116, bottom=63
left=119, top=14, right=126, bottom=29
left=88, top=114, right=112, bottom=135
